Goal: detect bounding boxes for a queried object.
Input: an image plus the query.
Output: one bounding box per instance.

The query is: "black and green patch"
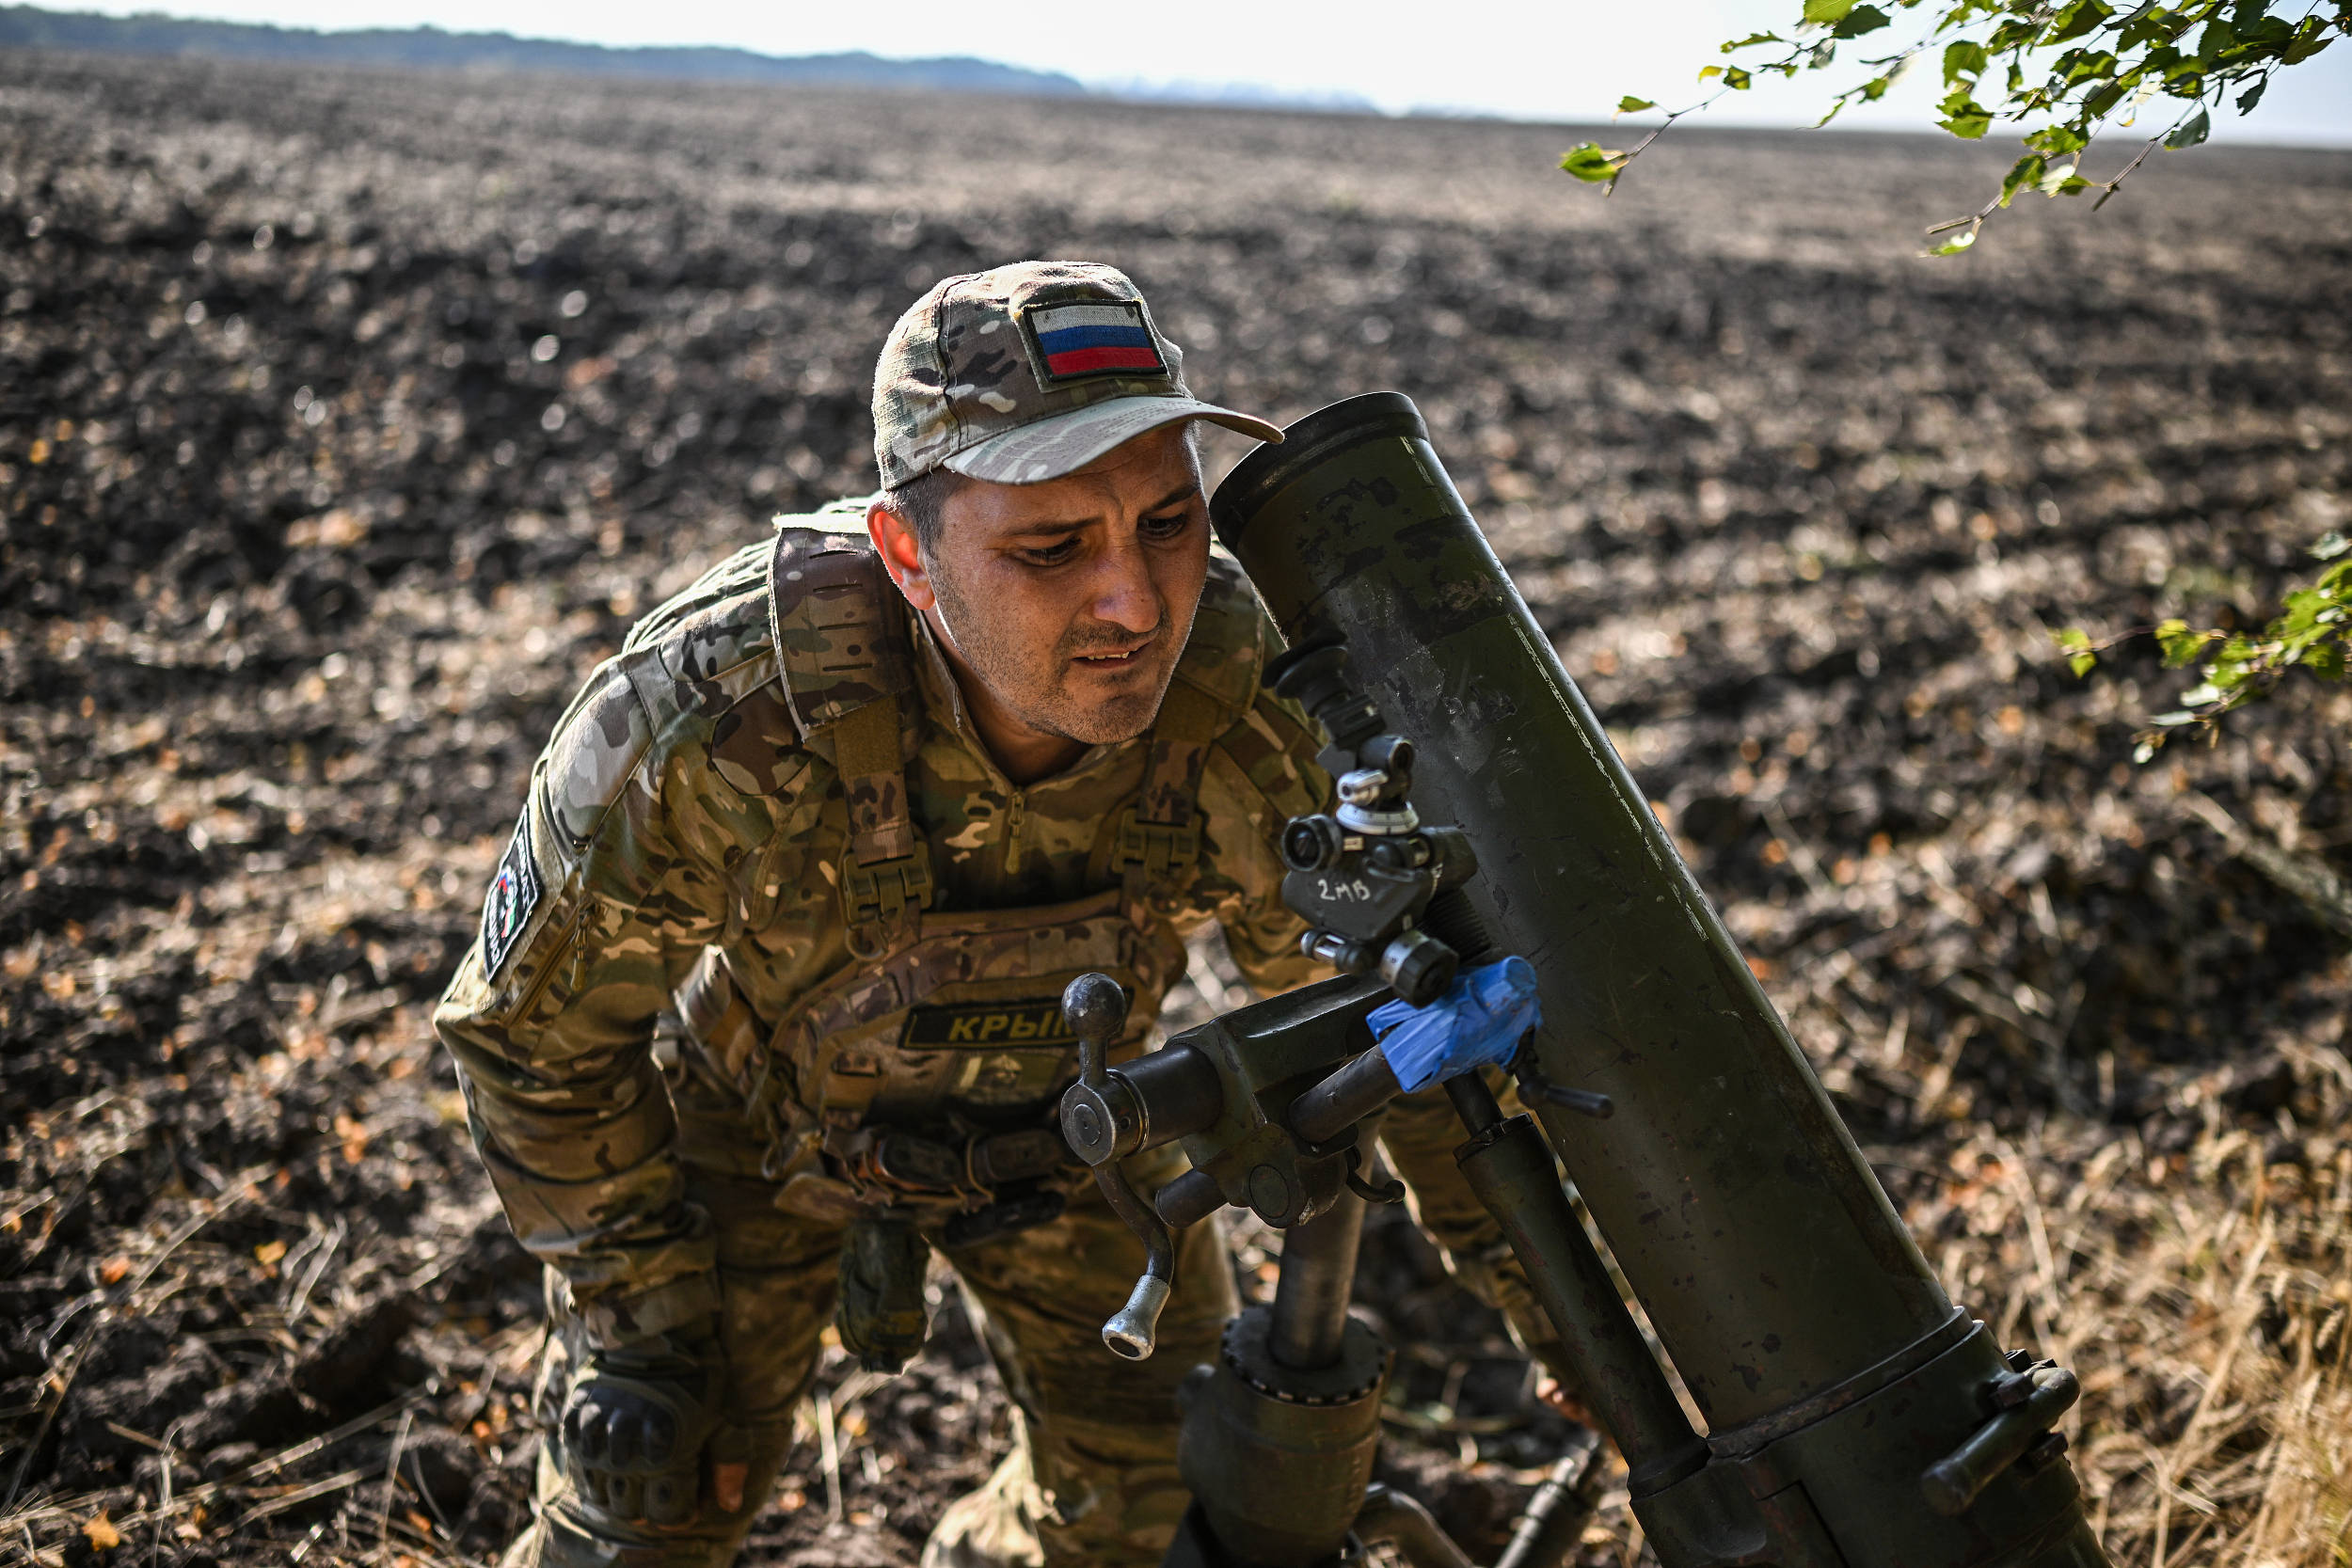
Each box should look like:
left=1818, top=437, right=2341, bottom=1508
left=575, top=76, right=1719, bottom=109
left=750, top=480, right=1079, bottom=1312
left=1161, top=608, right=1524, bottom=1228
left=900, top=999, right=1072, bottom=1049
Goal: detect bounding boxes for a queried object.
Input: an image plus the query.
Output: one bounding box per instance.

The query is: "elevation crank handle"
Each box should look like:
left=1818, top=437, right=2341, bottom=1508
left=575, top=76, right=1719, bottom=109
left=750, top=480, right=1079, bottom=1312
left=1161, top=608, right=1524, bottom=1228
left=1060, top=972, right=1174, bottom=1359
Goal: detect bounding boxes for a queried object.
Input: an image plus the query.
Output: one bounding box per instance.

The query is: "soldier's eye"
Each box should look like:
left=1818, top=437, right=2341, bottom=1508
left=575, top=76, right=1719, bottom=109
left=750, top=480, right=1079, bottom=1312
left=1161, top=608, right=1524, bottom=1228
left=1140, top=511, right=1193, bottom=541
left=1019, top=539, right=1080, bottom=566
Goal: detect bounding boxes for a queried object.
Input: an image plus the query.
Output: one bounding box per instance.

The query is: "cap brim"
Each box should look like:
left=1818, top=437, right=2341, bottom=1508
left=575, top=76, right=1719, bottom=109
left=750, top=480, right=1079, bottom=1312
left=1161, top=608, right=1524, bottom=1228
left=940, top=396, right=1284, bottom=485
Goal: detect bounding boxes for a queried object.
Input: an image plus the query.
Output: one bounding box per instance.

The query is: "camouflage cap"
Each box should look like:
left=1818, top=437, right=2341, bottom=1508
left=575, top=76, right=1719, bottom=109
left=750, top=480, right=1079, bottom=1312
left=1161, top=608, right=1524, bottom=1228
left=871, top=261, right=1282, bottom=488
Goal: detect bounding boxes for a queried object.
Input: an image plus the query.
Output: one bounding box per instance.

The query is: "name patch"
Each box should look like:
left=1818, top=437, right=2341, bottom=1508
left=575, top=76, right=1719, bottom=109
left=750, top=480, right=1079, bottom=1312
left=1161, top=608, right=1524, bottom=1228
left=481, top=808, right=543, bottom=979
left=902, top=1000, right=1073, bottom=1049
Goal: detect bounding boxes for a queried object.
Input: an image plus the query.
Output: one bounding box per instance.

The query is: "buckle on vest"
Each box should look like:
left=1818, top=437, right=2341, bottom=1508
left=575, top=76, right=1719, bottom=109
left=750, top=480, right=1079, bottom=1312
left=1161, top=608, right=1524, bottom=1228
left=1112, top=809, right=1200, bottom=882
left=843, top=852, right=934, bottom=931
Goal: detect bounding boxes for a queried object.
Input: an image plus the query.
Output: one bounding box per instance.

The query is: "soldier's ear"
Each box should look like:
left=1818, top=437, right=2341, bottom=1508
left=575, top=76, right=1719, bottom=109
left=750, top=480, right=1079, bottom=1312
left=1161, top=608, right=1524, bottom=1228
left=866, top=500, right=936, bottom=613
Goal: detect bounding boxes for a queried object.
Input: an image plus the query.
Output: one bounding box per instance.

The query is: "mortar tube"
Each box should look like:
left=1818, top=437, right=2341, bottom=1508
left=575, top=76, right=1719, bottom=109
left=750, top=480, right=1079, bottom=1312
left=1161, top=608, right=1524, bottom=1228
left=1270, top=1185, right=1369, bottom=1370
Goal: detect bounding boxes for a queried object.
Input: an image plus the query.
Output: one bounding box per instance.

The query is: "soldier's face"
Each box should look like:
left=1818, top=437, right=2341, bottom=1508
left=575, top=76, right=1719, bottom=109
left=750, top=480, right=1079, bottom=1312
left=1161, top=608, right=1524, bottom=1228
left=874, top=423, right=1211, bottom=777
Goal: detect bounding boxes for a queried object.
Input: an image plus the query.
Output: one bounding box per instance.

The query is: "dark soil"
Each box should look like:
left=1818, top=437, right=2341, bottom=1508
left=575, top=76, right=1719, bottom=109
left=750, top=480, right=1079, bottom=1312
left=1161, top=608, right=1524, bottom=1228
left=3, top=45, right=2348, bottom=1568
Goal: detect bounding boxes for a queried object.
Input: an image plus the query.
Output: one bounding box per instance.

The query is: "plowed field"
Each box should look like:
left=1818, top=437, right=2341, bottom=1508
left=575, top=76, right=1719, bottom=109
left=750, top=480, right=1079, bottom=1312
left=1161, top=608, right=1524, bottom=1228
left=4, top=47, right=2349, bottom=1568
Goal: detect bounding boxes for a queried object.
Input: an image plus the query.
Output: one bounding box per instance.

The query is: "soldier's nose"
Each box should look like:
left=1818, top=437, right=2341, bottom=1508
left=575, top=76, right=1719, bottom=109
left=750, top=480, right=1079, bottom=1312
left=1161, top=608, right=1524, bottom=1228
left=1087, top=545, right=1161, bottom=636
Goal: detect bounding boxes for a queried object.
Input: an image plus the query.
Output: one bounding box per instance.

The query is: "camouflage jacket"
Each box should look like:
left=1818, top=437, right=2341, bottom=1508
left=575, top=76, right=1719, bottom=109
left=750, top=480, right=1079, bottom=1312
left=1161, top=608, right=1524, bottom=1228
left=434, top=509, right=1330, bottom=1339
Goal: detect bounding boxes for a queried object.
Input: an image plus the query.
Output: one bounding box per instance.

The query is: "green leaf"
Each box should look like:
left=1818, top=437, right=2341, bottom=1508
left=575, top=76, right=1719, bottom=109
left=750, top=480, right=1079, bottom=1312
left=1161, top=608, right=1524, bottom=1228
left=2055, top=627, right=2100, bottom=677
left=1834, top=4, right=1892, bottom=38
left=2001, top=154, right=2048, bottom=204
left=2155, top=618, right=2209, bottom=667
left=1939, top=103, right=1994, bottom=137
left=1722, top=30, right=1782, bottom=50
left=1943, top=40, right=1989, bottom=86
left=2039, top=161, right=2090, bottom=196
left=2026, top=123, right=2091, bottom=154
left=2061, top=48, right=2122, bottom=86
left=2118, top=6, right=2169, bottom=49
left=1616, top=95, right=1659, bottom=114
left=2282, top=28, right=2337, bottom=64
left=2047, top=0, right=2115, bottom=46
left=1559, top=143, right=1626, bottom=183
left=1724, top=66, right=1754, bottom=89
left=1927, top=228, right=1979, bottom=255
left=1990, top=16, right=2042, bottom=51
left=2311, top=531, right=2349, bottom=561
left=2165, top=104, right=2212, bottom=147
left=1803, top=0, right=1856, bottom=23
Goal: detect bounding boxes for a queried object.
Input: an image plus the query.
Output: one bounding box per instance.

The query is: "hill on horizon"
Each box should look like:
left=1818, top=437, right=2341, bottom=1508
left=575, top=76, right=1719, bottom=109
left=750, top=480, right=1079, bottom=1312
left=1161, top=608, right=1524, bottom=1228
left=0, top=2, right=1089, bottom=96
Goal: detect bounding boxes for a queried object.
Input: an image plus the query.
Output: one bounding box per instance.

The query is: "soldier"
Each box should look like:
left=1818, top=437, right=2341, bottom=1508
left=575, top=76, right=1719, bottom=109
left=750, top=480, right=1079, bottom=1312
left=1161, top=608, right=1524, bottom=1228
left=436, top=261, right=1569, bottom=1568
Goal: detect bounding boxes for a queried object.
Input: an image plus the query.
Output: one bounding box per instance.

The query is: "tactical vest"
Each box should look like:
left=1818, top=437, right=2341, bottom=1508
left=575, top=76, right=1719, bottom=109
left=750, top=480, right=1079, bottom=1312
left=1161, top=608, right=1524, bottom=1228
left=669, top=515, right=1267, bottom=1235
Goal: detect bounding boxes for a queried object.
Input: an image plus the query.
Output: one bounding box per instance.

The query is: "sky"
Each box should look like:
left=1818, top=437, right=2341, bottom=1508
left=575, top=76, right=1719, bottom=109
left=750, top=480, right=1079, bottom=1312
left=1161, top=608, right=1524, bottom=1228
left=64, top=0, right=2352, bottom=145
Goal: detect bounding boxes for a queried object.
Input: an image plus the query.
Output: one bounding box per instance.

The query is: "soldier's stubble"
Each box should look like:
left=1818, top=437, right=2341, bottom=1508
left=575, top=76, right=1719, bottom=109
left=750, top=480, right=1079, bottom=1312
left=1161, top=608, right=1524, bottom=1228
left=925, top=552, right=1202, bottom=751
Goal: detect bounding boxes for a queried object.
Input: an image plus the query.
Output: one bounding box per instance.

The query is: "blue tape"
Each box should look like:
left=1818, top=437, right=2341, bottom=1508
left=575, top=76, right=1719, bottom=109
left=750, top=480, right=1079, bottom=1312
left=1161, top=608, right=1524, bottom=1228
left=1369, top=956, right=1542, bottom=1094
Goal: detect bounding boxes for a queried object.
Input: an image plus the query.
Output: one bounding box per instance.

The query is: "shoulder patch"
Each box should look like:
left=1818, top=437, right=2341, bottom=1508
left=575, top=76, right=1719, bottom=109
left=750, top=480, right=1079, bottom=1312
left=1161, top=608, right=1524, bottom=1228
left=481, top=808, right=544, bottom=979
left=542, top=668, right=655, bottom=848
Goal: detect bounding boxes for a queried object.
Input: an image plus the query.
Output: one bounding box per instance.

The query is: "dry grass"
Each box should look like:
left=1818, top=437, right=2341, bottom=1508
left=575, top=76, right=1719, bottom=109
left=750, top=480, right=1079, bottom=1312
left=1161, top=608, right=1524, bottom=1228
left=2016, top=1117, right=2350, bottom=1562
left=1811, top=1037, right=2352, bottom=1566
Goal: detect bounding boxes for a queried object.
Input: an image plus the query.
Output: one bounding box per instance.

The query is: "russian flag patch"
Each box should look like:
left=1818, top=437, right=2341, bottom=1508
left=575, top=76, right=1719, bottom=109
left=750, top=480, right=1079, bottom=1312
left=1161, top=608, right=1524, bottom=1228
left=1025, top=300, right=1168, bottom=382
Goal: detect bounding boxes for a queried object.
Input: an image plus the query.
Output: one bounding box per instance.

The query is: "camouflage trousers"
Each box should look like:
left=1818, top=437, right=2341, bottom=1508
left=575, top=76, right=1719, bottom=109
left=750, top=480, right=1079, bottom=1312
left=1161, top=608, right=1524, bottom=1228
left=504, top=1074, right=1534, bottom=1568
left=507, top=1135, right=1235, bottom=1568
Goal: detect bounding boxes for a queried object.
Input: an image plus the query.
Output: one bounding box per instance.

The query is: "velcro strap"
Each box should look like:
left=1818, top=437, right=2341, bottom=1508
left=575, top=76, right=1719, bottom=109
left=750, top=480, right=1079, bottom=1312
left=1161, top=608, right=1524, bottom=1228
left=826, top=693, right=930, bottom=952
left=833, top=697, right=916, bottom=865
left=1136, top=680, right=1224, bottom=826
left=1111, top=679, right=1222, bottom=898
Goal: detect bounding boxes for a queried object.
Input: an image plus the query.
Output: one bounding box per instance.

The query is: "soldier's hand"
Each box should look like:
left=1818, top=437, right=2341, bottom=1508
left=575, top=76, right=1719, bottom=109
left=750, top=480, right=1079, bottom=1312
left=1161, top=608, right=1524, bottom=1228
left=1521, top=1338, right=1597, bottom=1429
left=1534, top=1373, right=1594, bottom=1428
left=561, top=1330, right=724, bottom=1530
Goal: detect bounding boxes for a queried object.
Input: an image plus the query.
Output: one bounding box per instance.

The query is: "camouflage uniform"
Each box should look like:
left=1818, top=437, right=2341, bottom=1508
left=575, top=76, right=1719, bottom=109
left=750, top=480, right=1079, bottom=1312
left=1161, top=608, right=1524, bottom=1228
left=437, top=260, right=1557, bottom=1568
